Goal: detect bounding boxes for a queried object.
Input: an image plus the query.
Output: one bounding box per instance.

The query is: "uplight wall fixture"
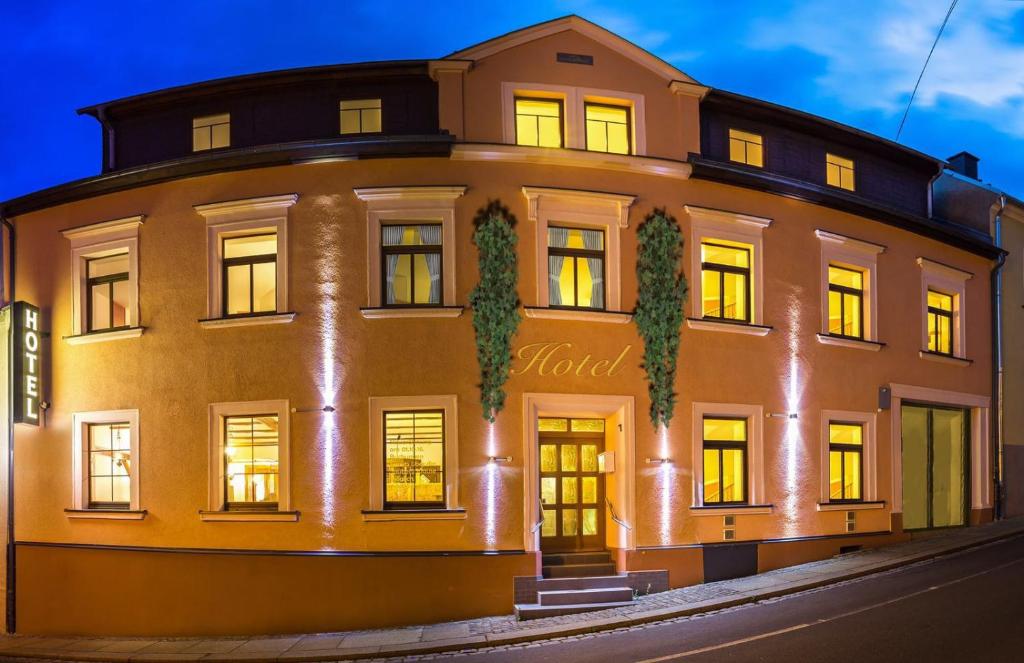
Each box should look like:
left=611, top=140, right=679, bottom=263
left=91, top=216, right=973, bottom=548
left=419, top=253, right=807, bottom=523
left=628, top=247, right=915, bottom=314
left=646, top=457, right=673, bottom=464
left=488, top=456, right=513, bottom=464
left=767, top=412, right=798, bottom=419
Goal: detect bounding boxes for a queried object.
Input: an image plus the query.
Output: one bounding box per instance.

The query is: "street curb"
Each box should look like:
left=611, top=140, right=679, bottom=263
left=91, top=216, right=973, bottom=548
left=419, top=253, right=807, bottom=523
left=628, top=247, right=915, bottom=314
left=3, top=526, right=1024, bottom=662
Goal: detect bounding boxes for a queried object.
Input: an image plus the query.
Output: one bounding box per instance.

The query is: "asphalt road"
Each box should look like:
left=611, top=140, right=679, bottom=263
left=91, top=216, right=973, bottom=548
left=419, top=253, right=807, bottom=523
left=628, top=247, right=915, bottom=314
left=411, top=534, right=1024, bottom=663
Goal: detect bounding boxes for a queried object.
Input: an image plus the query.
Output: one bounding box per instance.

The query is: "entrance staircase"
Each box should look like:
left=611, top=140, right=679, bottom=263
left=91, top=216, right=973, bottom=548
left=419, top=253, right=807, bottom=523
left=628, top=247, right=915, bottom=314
left=515, top=551, right=636, bottom=619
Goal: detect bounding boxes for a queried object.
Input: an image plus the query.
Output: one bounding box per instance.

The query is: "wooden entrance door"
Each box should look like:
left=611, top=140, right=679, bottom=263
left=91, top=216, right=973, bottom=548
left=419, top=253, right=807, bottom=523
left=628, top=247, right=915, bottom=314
left=538, top=418, right=605, bottom=552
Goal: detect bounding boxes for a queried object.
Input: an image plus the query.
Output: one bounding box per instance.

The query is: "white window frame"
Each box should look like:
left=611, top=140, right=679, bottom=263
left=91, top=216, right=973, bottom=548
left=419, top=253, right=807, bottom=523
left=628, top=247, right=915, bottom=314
left=61, top=216, right=144, bottom=344
left=501, top=82, right=647, bottom=156
left=204, top=399, right=294, bottom=521
left=818, top=410, right=878, bottom=507
left=194, top=194, right=297, bottom=328
left=690, top=402, right=767, bottom=513
left=69, top=409, right=142, bottom=516
left=815, top=230, right=885, bottom=349
left=684, top=205, right=772, bottom=334
left=367, top=395, right=460, bottom=518
left=353, top=186, right=466, bottom=317
left=521, top=186, right=635, bottom=323
left=917, top=257, right=972, bottom=361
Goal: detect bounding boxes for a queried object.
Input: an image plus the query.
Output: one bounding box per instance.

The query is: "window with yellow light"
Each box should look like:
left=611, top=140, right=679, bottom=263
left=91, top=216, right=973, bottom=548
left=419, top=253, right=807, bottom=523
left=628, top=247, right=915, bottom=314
left=585, top=103, right=631, bottom=155
left=223, top=234, right=277, bottom=317
left=224, top=415, right=279, bottom=510
left=702, top=417, right=747, bottom=504
left=381, top=224, right=442, bottom=306
left=548, top=226, right=605, bottom=309
left=701, top=240, right=752, bottom=322
left=728, top=129, right=763, bottom=167
left=828, top=264, right=864, bottom=339
left=826, top=153, right=855, bottom=191
left=88, top=422, right=131, bottom=509
left=515, top=98, right=563, bottom=148
left=927, top=289, right=954, bottom=355
left=384, top=410, right=445, bottom=508
left=828, top=422, right=862, bottom=502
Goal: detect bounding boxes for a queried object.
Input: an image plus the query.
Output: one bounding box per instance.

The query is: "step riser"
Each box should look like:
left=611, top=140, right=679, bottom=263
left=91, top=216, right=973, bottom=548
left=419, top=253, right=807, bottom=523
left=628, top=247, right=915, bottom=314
left=542, top=552, right=613, bottom=566
left=536, top=575, right=628, bottom=591
left=515, top=600, right=635, bottom=620
left=539, top=588, right=633, bottom=606
left=543, top=563, right=617, bottom=578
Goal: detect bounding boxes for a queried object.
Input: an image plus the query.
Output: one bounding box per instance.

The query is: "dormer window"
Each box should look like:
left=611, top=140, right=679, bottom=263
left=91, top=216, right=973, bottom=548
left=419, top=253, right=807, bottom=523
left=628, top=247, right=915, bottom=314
left=728, top=129, right=763, bottom=167
left=340, top=99, right=382, bottom=135
left=585, top=103, right=630, bottom=155
left=515, top=97, right=563, bottom=148
left=826, top=153, right=855, bottom=191
left=192, top=113, right=230, bottom=152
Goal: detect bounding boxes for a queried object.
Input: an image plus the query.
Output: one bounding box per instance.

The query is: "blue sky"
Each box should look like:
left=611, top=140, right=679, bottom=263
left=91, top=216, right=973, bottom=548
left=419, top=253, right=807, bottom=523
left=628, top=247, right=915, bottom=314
left=1, top=0, right=1021, bottom=202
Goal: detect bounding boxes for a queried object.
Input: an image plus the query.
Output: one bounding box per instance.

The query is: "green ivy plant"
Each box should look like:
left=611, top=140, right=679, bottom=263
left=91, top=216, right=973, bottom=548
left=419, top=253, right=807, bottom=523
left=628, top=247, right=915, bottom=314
left=634, top=209, right=688, bottom=428
left=469, top=201, right=522, bottom=422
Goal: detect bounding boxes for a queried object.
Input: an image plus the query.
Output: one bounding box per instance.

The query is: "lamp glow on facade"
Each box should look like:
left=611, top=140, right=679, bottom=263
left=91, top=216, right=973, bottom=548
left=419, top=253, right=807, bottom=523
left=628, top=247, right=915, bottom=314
left=781, top=291, right=808, bottom=538
left=657, top=425, right=673, bottom=546
left=484, top=423, right=500, bottom=549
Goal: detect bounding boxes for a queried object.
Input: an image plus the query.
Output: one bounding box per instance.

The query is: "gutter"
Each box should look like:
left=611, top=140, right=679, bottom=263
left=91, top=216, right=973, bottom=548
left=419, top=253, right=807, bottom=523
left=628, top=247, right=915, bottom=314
left=993, top=195, right=1007, bottom=519
left=1, top=213, right=14, bottom=633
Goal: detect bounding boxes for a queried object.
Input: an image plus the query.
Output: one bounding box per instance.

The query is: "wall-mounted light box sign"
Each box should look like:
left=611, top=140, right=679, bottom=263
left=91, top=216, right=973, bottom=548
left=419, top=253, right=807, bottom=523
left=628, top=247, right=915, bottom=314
left=13, top=302, right=42, bottom=425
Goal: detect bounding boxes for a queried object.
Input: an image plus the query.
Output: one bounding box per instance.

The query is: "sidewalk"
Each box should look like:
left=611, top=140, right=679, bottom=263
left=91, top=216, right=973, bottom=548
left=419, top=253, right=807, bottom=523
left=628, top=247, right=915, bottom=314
left=3, top=518, right=1024, bottom=662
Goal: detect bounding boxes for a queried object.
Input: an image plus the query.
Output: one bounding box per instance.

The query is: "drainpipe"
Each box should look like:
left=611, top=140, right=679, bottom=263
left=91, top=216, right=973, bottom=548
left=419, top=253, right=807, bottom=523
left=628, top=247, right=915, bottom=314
left=992, top=195, right=1006, bottom=519
left=1, top=212, right=15, bottom=633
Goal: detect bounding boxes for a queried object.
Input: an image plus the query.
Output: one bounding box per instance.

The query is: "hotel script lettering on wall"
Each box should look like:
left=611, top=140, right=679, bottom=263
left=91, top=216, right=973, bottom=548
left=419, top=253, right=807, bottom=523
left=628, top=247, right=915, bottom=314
left=511, top=342, right=632, bottom=378
left=13, top=302, right=42, bottom=425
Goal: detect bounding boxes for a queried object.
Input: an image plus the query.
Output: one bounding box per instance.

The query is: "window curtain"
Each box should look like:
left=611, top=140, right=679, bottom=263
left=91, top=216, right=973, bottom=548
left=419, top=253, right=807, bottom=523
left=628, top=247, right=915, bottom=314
left=547, top=227, right=569, bottom=306
left=382, top=226, right=405, bottom=304
left=417, top=226, right=442, bottom=304
left=582, top=229, right=604, bottom=309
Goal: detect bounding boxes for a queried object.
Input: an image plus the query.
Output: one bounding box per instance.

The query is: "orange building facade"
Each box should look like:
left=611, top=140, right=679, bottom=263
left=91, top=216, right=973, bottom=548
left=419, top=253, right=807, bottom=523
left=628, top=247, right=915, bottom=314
left=0, top=17, right=1002, bottom=636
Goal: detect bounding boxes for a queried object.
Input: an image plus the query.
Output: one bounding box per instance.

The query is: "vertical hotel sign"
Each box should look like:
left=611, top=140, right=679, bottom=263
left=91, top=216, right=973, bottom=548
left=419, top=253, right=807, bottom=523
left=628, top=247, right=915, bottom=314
left=12, top=302, right=41, bottom=425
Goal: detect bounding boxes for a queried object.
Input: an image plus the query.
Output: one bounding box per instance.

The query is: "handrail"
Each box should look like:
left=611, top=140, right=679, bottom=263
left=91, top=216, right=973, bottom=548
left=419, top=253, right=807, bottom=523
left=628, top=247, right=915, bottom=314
left=531, top=498, right=544, bottom=533
left=606, top=497, right=632, bottom=530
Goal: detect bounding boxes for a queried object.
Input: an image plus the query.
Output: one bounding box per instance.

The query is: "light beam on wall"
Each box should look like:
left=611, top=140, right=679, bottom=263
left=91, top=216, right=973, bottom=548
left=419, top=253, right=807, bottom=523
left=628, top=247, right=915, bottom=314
left=484, top=423, right=499, bottom=549
left=781, top=290, right=807, bottom=538
left=658, top=426, right=673, bottom=546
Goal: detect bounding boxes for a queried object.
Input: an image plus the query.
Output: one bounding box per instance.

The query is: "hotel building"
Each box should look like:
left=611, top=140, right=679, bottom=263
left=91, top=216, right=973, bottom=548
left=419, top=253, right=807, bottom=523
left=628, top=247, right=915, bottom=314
left=0, top=16, right=1003, bottom=636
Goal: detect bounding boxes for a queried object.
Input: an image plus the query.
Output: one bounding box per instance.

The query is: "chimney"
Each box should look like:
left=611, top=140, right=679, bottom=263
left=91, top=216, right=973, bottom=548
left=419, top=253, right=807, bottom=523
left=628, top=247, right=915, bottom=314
left=947, top=151, right=979, bottom=180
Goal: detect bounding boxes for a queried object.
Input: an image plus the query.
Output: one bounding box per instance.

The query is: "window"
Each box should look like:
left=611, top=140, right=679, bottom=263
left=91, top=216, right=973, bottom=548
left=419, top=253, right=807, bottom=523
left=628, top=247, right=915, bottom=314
left=195, top=194, right=296, bottom=327
left=548, top=227, right=605, bottom=309
left=826, top=153, right=855, bottom=191
left=62, top=215, right=143, bottom=343
left=206, top=400, right=292, bottom=519
left=828, top=423, right=863, bottom=501
left=384, top=410, right=445, bottom=508
left=827, top=265, right=864, bottom=339
left=223, top=234, right=277, bottom=317
left=729, top=129, right=763, bottom=167
left=702, top=417, right=747, bottom=505
left=224, top=414, right=280, bottom=510
left=87, top=422, right=131, bottom=509
left=701, top=241, right=751, bottom=322
left=515, top=98, right=563, bottom=148
left=193, top=113, right=230, bottom=151
left=381, top=225, right=442, bottom=306
left=585, top=103, right=630, bottom=154
left=86, top=253, right=130, bottom=332
left=340, top=99, right=382, bottom=135
left=927, top=289, right=954, bottom=355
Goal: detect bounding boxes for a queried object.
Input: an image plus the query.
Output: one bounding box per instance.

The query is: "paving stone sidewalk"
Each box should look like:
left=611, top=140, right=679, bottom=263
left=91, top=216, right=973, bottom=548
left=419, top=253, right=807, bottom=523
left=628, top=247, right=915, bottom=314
left=3, top=518, right=1024, bottom=662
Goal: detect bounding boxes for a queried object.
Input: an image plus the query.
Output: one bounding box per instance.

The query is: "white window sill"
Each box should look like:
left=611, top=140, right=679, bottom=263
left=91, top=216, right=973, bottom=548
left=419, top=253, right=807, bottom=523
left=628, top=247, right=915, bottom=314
left=686, top=318, right=772, bottom=336
left=360, top=306, right=464, bottom=319
left=689, top=504, right=774, bottom=516
left=918, top=351, right=973, bottom=367
left=816, top=334, right=885, bottom=351
left=65, top=509, right=147, bottom=521
left=361, top=509, right=467, bottom=522
left=816, top=501, right=886, bottom=512
left=199, top=510, right=299, bottom=522
left=198, top=312, right=296, bottom=329
left=451, top=144, right=692, bottom=181
left=523, top=307, right=633, bottom=324
left=64, top=327, right=145, bottom=345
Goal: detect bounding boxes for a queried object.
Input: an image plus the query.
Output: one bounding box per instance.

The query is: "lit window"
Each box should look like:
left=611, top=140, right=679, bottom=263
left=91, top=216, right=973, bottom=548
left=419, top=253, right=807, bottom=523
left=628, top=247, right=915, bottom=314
left=223, top=234, right=277, bottom=317
left=86, top=253, right=130, bottom=332
left=381, top=225, right=442, bottom=306
left=702, top=417, right=747, bottom=504
left=340, top=99, right=382, bottom=135
left=193, top=113, right=230, bottom=152
left=88, top=422, right=131, bottom=509
left=700, top=240, right=751, bottom=322
left=828, top=423, right=862, bottom=502
left=585, top=103, right=630, bottom=154
left=826, top=153, right=855, bottom=191
left=827, top=265, right=864, bottom=339
left=548, top=226, right=605, bottom=309
left=223, top=415, right=279, bottom=510
left=927, top=289, right=954, bottom=355
left=384, top=410, right=445, bottom=508
left=515, top=98, right=563, bottom=148
left=729, top=129, right=763, bottom=167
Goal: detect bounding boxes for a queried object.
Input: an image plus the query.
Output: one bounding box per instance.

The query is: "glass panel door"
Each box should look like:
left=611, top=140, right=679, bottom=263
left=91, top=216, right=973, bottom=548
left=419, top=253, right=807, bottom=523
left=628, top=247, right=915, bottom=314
left=901, top=404, right=967, bottom=530
left=538, top=419, right=605, bottom=552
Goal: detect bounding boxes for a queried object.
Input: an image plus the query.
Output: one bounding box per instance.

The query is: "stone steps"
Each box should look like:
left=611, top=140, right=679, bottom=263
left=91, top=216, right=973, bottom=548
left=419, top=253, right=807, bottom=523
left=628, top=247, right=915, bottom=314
left=515, top=600, right=636, bottom=619
left=517, top=549, right=636, bottom=620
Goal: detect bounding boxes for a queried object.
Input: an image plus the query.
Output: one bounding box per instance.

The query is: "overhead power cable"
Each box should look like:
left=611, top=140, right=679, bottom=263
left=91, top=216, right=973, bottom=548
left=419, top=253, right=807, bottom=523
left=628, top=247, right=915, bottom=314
left=895, top=0, right=959, bottom=142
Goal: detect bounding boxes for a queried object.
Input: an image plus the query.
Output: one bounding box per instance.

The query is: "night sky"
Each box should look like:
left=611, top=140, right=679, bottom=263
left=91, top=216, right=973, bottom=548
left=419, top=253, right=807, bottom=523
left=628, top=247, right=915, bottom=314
left=2, top=0, right=1021, bottom=202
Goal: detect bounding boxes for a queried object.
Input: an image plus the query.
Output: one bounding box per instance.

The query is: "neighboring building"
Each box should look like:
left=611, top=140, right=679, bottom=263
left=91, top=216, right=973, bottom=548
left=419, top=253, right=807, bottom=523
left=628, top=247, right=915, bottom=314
left=0, top=16, right=1001, bottom=637
left=933, top=155, right=1024, bottom=518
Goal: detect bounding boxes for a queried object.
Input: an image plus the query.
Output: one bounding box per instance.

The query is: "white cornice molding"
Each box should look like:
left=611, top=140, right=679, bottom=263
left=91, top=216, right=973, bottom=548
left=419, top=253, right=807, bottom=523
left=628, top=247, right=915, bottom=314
left=521, top=185, right=636, bottom=228
left=427, top=59, right=472, bottom=80
left=193, top=194, right=298, bottom=221
left=668, top=80, right=710, bottom=99
left=916, top=257, right=973, bottom=281
left=61, top=215, right=144, bottom=240
left=815, top=229, right=886, bottom=255
left=353, top=185, right=467, bottom=204
left=452, top=144, right=692, bottom=181
left=522, top=307, right=633, bottom=324
left=684, top=205, right=772, bottom=231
